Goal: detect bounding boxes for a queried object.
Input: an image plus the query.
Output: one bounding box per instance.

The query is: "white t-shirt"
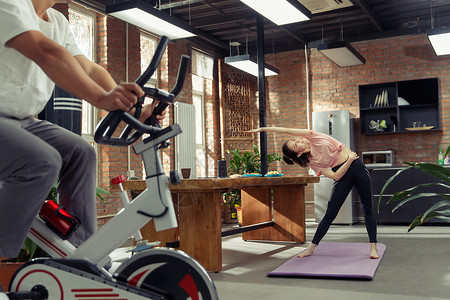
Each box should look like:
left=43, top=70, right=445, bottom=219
left=0, top=0, right=83, bottom=119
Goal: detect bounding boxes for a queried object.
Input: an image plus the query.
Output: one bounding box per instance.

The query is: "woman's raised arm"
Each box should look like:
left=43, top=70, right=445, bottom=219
left=246, top=127, right=312, bottom=136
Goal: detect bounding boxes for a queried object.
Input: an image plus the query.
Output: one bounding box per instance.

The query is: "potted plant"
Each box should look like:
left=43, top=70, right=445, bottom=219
left=222, top=145, right=281, bottom=224
left=378, top=145, right=450, bottom=232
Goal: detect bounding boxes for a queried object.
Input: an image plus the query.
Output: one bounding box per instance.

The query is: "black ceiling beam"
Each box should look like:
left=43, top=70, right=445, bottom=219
left=191, top=13, right=255, bottom=28
left=77, top=0, right=230, bottom=51
left=188, top=29, right=230, bottom=51
left=159, top=0, right=204, bottom=10
left=352, top=0, right=384, bottom=31
left=277, top=23, right=307, bottom=44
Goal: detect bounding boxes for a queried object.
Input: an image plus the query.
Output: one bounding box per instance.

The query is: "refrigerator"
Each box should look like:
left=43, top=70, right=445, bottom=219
left=312, top=110, right=358, bottom=225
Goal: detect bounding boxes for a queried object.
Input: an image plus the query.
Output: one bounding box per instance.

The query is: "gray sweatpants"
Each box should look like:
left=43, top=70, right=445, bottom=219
left=0, top=116, right=97, bottom=258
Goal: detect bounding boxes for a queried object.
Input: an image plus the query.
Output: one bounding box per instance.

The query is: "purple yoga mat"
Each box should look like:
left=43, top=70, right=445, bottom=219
left=267, top=242, right=386, bottom=280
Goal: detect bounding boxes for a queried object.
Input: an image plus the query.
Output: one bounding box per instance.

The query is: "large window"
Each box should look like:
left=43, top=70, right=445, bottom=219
left=140, top=34, right=158, bottom=85
left=68, top=5, right=96, bottom=146
left=140, top=33, right=159, bottom=177
left=191, top=50, right=214, bottom=177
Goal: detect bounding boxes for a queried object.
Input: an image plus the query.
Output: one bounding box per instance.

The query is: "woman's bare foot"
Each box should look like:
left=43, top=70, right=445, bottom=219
left=370, top=243, right=379, bottom=259
left=297, top=243, right=317, bottom=258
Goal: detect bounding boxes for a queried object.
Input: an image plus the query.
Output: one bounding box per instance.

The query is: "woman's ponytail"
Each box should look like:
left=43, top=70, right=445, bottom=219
left=283, top=155, right=294, bottom=165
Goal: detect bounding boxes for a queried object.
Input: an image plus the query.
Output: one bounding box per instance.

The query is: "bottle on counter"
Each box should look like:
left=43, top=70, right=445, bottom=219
left=438, top=147, right=444, bottom=165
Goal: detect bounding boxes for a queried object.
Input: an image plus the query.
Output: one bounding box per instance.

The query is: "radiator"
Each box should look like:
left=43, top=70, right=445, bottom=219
left=174, top=102, right=196, bottom=177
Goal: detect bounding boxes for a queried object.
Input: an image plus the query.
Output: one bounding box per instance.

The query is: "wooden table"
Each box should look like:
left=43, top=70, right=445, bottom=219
left=118, top=175, right=319, bottom=272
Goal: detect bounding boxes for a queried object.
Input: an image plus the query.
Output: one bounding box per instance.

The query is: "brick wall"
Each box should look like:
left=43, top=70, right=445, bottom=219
left=56, top=4, right=450, bottom=221
left=96, top=32, right=200, bottom=224
left=254, top=34, right=450, bottom=218
left=96, top=18, right=143, bottom=225
left=52, top=5, right=197, bottom=225
left=309, top=35, right=450, bottom=164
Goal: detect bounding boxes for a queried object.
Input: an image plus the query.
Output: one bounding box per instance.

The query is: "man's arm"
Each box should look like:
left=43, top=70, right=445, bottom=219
left=6, top=30, right=143, bottom=111
left=74, top=54, right=164, bottom=122
left=74, top=54, right=116, bottom=91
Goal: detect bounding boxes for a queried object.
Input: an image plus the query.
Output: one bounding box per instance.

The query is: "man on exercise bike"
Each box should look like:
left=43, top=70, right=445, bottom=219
left=0, top=1, right=166, bottom=295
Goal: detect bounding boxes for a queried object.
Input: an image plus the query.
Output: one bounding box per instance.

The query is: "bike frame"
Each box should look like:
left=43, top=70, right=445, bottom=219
left=27, top=124, right=182, bottom=270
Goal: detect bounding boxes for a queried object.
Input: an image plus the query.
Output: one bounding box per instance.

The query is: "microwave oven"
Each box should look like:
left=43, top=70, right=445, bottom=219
left=362, top=150, right=394, bottom=167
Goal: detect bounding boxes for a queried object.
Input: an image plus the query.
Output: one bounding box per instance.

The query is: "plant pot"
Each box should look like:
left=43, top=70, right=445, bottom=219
left=0, top=262, right=24, bottom=292
left=236, top=206, right=242, bottom=226
left=181, top=168, right=191, bottom=179
left=221, top=204, right=238, bottom=224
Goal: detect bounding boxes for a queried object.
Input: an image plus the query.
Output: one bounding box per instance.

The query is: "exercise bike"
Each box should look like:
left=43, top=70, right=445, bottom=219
left=6, top=36, right=218, bottom=300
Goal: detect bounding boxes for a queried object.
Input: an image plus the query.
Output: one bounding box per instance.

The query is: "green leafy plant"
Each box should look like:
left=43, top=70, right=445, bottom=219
left=378, top=145, right=450, bottom=232
left=13, top=237, right=50, bottom=262
left=223, top=145, right=281, bottom=208
left=223, top=188, right=242, bottom=208
left=227, top=144, right=281, bottom=175
left=96, top=186, right=110, bottom=203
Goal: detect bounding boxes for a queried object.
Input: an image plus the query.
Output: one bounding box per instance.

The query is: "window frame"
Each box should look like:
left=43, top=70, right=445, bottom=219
left=191, top=49, right=214, bottom=177
left=68, top=4, right=98, bottom=145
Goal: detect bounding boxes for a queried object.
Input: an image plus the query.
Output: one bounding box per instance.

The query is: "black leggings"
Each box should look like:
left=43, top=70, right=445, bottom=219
left=312, top=159, right=377, bottom=245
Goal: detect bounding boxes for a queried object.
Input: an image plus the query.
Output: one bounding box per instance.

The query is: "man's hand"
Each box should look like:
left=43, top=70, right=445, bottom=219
left=96, top=83, right=144, bottom=112
left=139, top=100, right=167, bottom=123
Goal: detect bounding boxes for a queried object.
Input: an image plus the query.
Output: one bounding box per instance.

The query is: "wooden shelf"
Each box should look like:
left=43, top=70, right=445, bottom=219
left=359, top=78, right=440, bottom=135
left=405, top=126, right=435, bottom=131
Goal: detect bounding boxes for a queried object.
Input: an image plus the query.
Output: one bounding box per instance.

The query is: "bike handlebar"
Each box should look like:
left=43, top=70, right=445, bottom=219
left=135, top=36, right=169, bottom=87
left=147, top=54, right=190, bottom=127
left=94, top=36, right=190, bottom=146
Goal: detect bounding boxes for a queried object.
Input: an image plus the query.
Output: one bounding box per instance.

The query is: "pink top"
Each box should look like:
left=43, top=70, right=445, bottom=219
left=303, top=130, right=344, bottom=175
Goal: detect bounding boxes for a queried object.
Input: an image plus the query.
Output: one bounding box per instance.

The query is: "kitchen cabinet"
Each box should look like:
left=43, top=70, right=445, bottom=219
left=359, top=78, right=440, bottom=134
left=371, top=167, right=448, bottom=224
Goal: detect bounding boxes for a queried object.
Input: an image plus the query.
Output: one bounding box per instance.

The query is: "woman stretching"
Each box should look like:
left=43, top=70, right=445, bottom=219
left=247, top=127, right=378, bottom=259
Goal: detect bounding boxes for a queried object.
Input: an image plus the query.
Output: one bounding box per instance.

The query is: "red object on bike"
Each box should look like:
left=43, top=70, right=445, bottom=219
left=39, top=200, right=80, bottom=239
left=111, top=175, right=127, bottom=185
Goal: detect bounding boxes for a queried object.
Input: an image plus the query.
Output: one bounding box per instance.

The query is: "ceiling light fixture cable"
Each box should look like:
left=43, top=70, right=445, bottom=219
left=272, top=38, right=275, bottom=66
left=246, top=35, right=248, bottom=55
left=321, top=23, right=324, bottom=44
left=430, top=1, right=434, bottom=30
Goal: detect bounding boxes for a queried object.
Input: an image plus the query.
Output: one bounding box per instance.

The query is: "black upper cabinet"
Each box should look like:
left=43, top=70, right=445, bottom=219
left=359, top=78, right=440, bottom=134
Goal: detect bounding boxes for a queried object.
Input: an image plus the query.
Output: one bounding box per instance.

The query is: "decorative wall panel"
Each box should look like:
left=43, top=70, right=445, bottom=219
left=222, top=71, right=256, bottom=152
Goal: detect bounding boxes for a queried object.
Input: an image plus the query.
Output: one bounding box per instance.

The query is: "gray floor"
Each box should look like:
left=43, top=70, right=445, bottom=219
left=210, top=222, right=450, bottom=300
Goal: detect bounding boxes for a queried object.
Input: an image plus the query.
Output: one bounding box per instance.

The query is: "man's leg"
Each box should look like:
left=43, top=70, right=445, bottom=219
left=0, top=117, right=61, bottom=258
left=29, top=119, right=97, bottom=246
